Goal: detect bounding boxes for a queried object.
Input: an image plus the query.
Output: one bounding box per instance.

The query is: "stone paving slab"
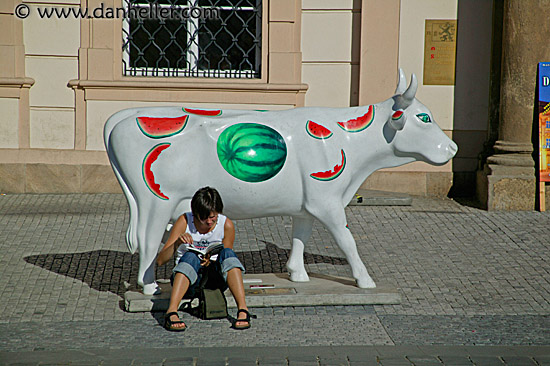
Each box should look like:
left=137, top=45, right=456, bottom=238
left=379, top=314, right=550, bottom=345
left=1, top=311, right=548, bottom=352
left=2, top=346, right=549, bottom=365
left=0, top=308, right=393, bottom=351
left=349, top=189, right=412, bottom=206
left=1, top=192, right=547, bottom=321
left=0, top=193, right=549, bottom=362
left=124, top=273, right=400, bottom=312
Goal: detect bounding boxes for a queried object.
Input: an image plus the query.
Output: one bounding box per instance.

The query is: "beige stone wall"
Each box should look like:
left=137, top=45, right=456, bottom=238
left=301, top=0, right=360, bottom=107
left=398, top=0, right=458, bottom=132
left=0, top=0, right=309, bottom=193
left=24, top=1, right=80, bottom=150
left=361, top=0, right=457, bottom=196
left=0, top=0, right=30, bottom=154
left=453, top=0, right=493, bottom=196
left=299, top=0, right=459, bottom=196
left=357, top=0, right=457, bottom=196
left=0, top=98, right=19, bottom=148
left=0, top=0, right=466, bottom=196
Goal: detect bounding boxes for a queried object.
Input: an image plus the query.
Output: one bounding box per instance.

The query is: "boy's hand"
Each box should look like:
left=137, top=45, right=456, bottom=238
left=200, top=253, right=211, bottom=267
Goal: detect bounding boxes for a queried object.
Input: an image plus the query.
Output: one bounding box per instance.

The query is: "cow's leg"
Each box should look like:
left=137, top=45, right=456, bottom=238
left=308, top=206, right=376, bottom=288
left=286, top=215, right=314, bottom=282
left=136, top=202, right=173, bottom=295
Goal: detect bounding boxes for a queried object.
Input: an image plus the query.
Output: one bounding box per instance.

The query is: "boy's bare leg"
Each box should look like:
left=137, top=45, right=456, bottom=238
left=226, top=268, right=250, bottom=326
left=166, top=272, right=190, bottom=329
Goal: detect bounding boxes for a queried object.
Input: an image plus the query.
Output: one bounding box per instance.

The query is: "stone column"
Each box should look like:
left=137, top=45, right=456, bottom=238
left=477, top=0, right=550, bottom=210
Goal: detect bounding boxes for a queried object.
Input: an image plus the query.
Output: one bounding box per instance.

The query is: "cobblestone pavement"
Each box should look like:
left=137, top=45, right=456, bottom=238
left=0, top=193, right=549, bottom=364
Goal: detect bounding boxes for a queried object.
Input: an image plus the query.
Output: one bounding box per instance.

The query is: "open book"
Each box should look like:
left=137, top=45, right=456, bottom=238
left=185, top=241, right=224, bottom=257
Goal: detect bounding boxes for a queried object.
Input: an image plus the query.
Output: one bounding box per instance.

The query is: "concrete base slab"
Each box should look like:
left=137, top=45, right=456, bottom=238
left=349, top=189, right=412, bottom=206
left=124, top=273, right=401, bottom=312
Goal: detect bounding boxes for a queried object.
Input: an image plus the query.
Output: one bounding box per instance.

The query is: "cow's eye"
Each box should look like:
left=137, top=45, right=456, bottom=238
left=416, top=113, right=432, bottom=123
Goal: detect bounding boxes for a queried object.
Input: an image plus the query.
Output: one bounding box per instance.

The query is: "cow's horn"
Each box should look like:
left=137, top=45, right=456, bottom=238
left=395, top=68, right=407, bottom=95
left=403, top=73, right=418, bottom=102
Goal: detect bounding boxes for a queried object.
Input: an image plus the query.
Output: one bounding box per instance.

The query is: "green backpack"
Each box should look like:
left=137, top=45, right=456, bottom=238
left=190, top=264, right=228, bottom=320
left=197, top=287, right=228, bottom=320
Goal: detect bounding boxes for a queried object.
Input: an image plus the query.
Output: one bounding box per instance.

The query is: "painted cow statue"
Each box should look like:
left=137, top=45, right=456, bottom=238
left=104, top=69, right=457, bottom=295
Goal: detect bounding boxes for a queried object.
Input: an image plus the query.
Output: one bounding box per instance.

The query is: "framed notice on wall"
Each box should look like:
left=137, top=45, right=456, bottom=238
left=538, top=62, right=550, bottom=182
left=423, top=20, right=457, bottom=85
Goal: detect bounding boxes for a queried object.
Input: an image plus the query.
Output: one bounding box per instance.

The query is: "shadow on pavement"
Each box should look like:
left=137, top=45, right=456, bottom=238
left=23, top=241, right=348, bottom=297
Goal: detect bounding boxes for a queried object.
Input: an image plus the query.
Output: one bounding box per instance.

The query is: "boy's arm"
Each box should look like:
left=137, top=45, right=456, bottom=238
left=222, top=218, right=235, bottom=250
left=156, top=214, right=190, bottom=266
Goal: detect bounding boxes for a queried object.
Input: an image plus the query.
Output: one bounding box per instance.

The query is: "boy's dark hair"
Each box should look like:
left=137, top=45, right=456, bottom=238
left=191, top=187, right=224, bottom=220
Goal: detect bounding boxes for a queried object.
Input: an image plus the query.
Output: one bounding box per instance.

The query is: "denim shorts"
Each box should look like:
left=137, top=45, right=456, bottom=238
left=172, top=248, right=245, bottom=296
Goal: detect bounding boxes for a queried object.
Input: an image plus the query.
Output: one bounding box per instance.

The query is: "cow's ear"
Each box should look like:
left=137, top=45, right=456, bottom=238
left=389, top=109, right=406, bottom=131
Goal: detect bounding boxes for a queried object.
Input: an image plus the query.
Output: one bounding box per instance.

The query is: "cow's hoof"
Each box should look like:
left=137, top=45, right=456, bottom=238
left=356, top=277, right=376, bottom=289
left=143, top=282, right=161, bottom=295
left=289, top=271, right=310, bottom=283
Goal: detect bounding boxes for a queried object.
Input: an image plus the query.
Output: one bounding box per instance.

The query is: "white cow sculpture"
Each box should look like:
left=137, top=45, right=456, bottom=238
left=104, top=69, right=457, bottom=295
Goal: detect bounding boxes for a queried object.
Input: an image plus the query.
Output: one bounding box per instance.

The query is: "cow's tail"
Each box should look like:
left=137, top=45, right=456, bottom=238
left=104, top=109, right=140, bottom=254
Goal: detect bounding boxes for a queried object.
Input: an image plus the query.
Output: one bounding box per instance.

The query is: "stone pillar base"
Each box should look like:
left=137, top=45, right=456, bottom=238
left=476, top=158, right=536, bottom=211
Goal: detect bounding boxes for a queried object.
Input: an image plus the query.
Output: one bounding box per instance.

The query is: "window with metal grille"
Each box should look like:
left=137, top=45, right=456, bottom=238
left=122, top=0, right=262, bottom=78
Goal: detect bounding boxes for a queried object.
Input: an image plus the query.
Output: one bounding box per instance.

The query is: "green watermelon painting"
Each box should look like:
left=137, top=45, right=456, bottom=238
left=142, top=143, right=170, bottom=200
left=217, top=123, right=287, bottom=183
left=137, top=115, right=188, bottom=139
left=337, top=105, right=375, bottom=132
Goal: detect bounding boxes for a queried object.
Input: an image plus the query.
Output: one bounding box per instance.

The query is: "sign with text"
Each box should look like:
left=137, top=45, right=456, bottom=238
left=538, top=62, right=550, bottom=182
left=423, top=20, right=457, bottom=85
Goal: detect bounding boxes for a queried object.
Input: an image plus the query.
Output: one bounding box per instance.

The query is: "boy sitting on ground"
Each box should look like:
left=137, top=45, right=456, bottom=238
left=156, top=186, right=253, bottom=331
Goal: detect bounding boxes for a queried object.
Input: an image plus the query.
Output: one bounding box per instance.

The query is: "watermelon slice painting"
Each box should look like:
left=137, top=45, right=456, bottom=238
left=183, top=108, right=222, bottom=117
left=142, top=143, right=171, bottom=200
left=136, top=115, right=188, bottom=139
left=306, top=120, right=333, bottom=140
left=392, top=110, right=404, bottom=121
left=337, top=105, right=375, bottom=132
left=310, top=149, right=346, bottom=181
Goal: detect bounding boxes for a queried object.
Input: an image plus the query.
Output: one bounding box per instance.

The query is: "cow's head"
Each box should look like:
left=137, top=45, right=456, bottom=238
left=385, top=69, right=458, bottom=165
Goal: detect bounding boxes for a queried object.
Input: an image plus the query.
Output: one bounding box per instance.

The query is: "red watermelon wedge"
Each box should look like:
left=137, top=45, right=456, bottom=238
left=183, top=108, right=222, bottom=116
left=337, top=105, right=375, bottom=132
left=306, top=120, right=333, bottom=139
left=392, top=110, right=404, bottom=121
left=142, top=143, right=170, bottom=200
left=310, top=149, right=346, bottom=181
left=137, top=115, right=188, bottom=139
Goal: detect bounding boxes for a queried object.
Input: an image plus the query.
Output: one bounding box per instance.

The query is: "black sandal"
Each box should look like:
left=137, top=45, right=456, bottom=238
left=164, top=312, right=186, bottom=332
left=232, top=309, right=256, bottom=330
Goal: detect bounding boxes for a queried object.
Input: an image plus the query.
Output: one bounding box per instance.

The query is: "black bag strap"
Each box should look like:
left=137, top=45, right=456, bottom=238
left=197, top=265, right=210, bottom=291
left=182, top=265, right=211, bottom=314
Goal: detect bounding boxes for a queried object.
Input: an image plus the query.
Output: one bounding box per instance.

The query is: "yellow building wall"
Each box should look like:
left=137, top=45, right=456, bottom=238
left=0, top=98, right=19, bottom=148
left=301, top=0, right=360, bottom=107
left=398, top=0, right=458, bottom=132
left=23, top=1, right=80, bottom=150
left=0, top=0, right=465, bottom=196
left=359, top=0, right=456, bottom=195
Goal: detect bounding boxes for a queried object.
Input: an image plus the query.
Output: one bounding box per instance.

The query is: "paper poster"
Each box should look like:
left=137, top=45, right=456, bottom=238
left=539, top=62, right=550, bottom=182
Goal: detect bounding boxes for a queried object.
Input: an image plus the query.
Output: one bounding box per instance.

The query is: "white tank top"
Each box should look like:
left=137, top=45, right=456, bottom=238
left=174, top=212, right=226, bottom=265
